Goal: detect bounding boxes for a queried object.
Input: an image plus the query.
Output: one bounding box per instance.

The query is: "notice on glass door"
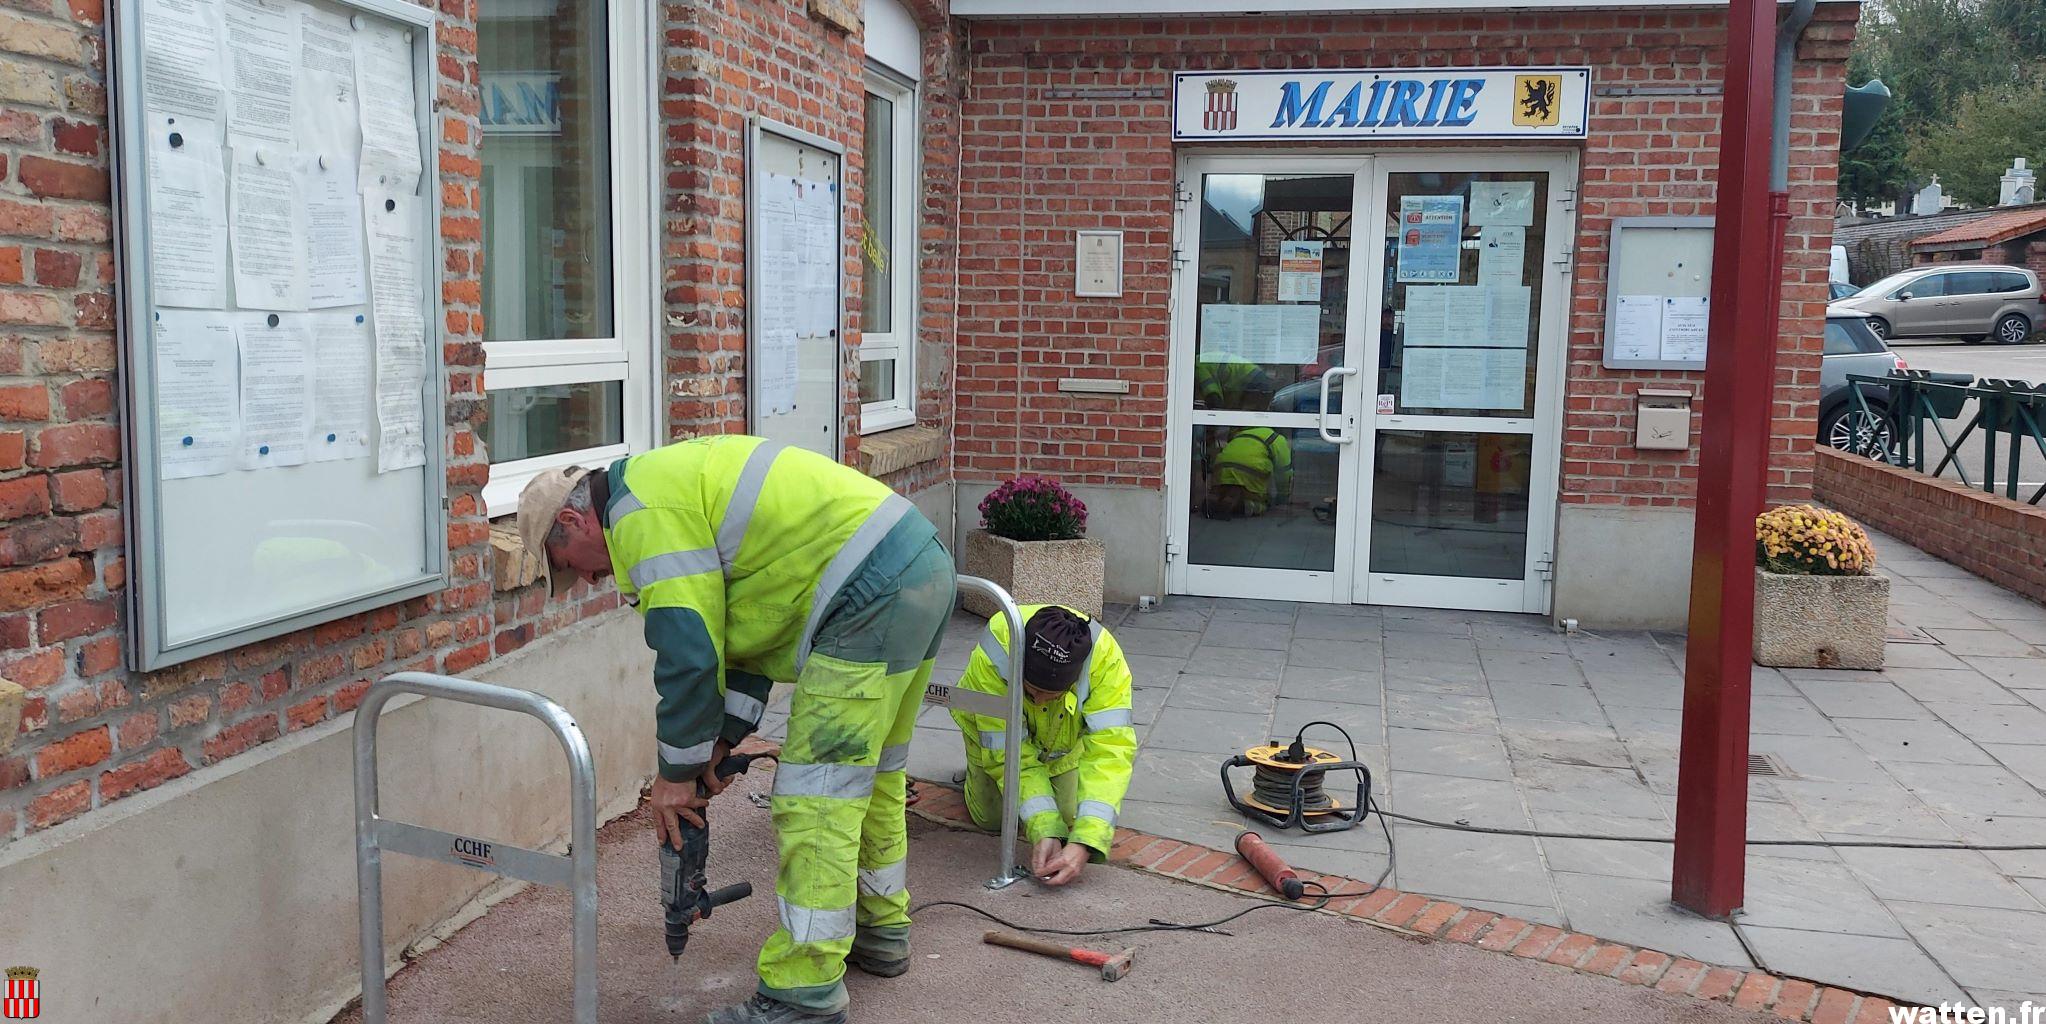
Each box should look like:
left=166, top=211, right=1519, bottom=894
left=1199, top=304, right=1319, bottom=365
left=1277, top=240, right=1325, bottom=303
left=1396, top=196, right=1464, bottom=283
left=1400, top=347, right=1526, bottom=411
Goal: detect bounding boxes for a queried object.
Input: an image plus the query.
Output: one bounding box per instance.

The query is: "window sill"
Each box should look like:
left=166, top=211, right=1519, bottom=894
left=856, top=424, right=945, bottom=478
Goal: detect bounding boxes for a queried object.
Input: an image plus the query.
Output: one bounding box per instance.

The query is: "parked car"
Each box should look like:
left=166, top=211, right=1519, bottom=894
left=1829, top=281, right=1860, bottom=301
left=1829, top=264, right=2043, bottom=344
left=1819, top=307, right=1902, bottom=456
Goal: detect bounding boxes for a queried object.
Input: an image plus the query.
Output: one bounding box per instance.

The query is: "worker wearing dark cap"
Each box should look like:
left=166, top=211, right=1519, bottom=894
left=950, top=605, right=1138, bottom=886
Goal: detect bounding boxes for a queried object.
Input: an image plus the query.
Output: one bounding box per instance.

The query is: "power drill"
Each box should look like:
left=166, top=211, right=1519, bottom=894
left=659, top=751, right=772, bottom=961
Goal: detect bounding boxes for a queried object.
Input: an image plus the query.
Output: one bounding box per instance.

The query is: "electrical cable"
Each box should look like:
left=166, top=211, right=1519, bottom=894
left=1374, top=808, right=2046, bottom=851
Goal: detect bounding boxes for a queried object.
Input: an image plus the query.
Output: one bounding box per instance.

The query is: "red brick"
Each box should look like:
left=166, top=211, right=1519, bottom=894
left=1409, top=901, right=1460, bottom=937
left=0, top=517, right=78, bottom=566
left=0, top=755, right=26, bottom=790
left=99, top=747, right=191, bottom=800
left=0, top=475, right=48, bottom=521
left=1772, top=979, right=1818, bottom=1020
left=31, top=247, right=81, bottom=287
left=1342, top=887, right=1398, bottom=918
left=332, top=678, right=372, bottom=713
left=54, top=683, right=97, bottom=723
left=57, top=377, right=110, bottom=419
left=1617, top=949, right=1672, bottom=986
left=1178, top=850, right=1232, bottom=881
left=17, top=155, right=108, bottom=202
left=1810, top=988, right=1857, bottom=1024
left=1695, top=967, right=1744, bottom=1001
left=38, top=596, right=114, bottom=643
left=1545, top=932, right=1598, bottom=968
left=1852, top=998, right=1894, bottom=1024
left=0, top=246, right=19, bottom=285
left=1510, top=924, right=1566, bottom=960
left=75, top=634, right=120, bottom=676
left=34, top=724, right=109, bottom=775
left=286, top=695, right=329, bottom=732
left=203, top=714, right=280, bottom=764
left=259, top=669, right=287, bottom=701
left=1476, top=916, right=1532, bottom=952
left=0, top=432, right=24, bottom=470
left=1371, top=892, right=1429, bottom=928
left=28, top=779, right=89, bottom=828
left=167, top=694, right=209, bottom=728
left=33, top=422, right=119, bottom=468
left=0, top=384, right=46, bottom=421
left=1442, top=910, right=1497, bottom=945
left=1735, top=974, right=1779, bottom=1012
left=117, top=710, right=157, bottom=749
left=1130, top=839, right=1183, bottom=869
left=1154, top=843, right=1206, bottom=876
left=1656, top=959, right=1705, bottom=996
left=50, top=118, right=100, bottom=157
left=1582, top=943, right=1635, bottom=977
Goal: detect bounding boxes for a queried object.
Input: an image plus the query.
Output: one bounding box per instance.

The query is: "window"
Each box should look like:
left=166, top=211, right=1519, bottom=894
left=478, top=0, right=656, bottom=515
left=1993, top=271, right=2033, bottom=293
left=858, top=69, right=919, bottom=431
left=1824, top=319, right=1883, bottom=355
left=1947, top=272, right=1996, bottom=296
left=1896, top=274, right=1947, bottom=299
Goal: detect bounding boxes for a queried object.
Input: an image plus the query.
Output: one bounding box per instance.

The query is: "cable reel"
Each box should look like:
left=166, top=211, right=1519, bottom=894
left=1220, top=721, right=1372, bottom=834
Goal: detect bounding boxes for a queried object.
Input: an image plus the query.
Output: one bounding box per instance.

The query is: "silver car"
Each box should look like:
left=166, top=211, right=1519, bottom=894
left=1831, top=264, right=2043, bottom=345
left=1819, top=307, right=1902, bottom=455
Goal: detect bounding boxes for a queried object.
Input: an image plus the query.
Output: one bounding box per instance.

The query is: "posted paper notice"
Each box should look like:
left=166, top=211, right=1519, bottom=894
left=757, top=177, right=802, bottom=415
left=1396, top=196, right=1465, bottom=283
left=148, top=143, right=229, bottom=309
left=229, top=147, right=309, bottom=310
left=1478, top=226, right=1526, bottom=286
left=222, top=0, right=298, bottom=149
left=1611, top=295, right=1662, bottom=363
left=302, top=155, right=367, bottom=308
left=1199, top=304, right=1319, bottom=365
left=142, top=0, right=225, bottom=122
left=1659, top=297, right=1709, bottom=362
left=1277, top=241, right=1325, bottom=303
left=1400, top=348, right=1527, bottom=411
left=154, top=310, right=239, bottom=479
left=353, top=18, right=424, bottom=194
left=1469, top=181, right=1536, bottom=227
left=311, top=312, right=373, bottom=461
left=236, top=314, right=314, bottom=469
left=365, top=193, right=427, bottom=472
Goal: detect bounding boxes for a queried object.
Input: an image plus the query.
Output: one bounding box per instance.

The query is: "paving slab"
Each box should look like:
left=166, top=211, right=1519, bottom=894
left=1387, top=726, right=1514, bottom=781
left=1883, top=667, right=2029, bottom=705
left=1789, top=679, right=1935, bottom=721
left=1165, top=672, right=1281, bottom=714
left=1958, top=656, right=2046, bottom=690
left=1838, top=847, right=2046, bottom=911
left=1835, top=717, right=2000, bottom=766
left=1200, top=619, right=1294, bottom=651
left=1384, top=691, right=1497, bottom=731
left=1390, top=827, right=1559, bottom=910
left=1487, top=679, right=1606, bottom=723
left=1735, top=927, right=1969, bottom=1008
left=1887, top=902, right=2046, bottom=995
left=1927, top=702, right=2046, bottom=745
left=1181, top=644, right=1287, bottom=682
left=1277, top=665, right=1382, bottom=704
left=1550, top=872, right=1754, bottom=969
left=1735, top=857, right=1908, bottom=937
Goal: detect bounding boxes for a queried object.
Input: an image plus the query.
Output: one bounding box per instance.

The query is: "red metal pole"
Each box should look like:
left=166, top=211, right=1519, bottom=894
left=1672, top=0, right=1781, bottom=918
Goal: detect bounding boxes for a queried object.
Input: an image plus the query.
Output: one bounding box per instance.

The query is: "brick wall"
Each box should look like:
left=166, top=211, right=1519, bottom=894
left=657, top=0, right=959, bottom=495
left=954, top=5, right=1855, bottom=509
left=0, top=0, right=627, bottom=847
left=1911, top=234, right=2046, bottom=285
left=1814, top=446, right=2046, bottom=607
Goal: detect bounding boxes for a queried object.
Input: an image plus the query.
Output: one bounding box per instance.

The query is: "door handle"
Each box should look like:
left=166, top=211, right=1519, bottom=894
left=1318, top=367, right=1359, bottom=444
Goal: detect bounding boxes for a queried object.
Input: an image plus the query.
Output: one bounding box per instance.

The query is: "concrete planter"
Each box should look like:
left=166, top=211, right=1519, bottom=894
left=1753, top=569, right=1890, bottom=670
left=961, top=530, right=1106, bottom=620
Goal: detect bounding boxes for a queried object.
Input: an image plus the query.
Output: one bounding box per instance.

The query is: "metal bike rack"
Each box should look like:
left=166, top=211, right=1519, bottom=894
left=921, top=575, right=1028, bottom=890
left=354, top=672, right=598, bottom=1024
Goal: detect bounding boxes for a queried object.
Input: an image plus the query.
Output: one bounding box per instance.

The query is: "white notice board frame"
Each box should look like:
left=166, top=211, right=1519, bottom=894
left=745, top=117, right=844, bottom=460
left=110, top=0, right=448, bottom=671
left=1602, top=216, right=1716, bottom=371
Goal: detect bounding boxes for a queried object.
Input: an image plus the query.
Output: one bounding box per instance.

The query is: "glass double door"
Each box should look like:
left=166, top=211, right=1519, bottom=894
left=1167, top=153, right=1570, bottom=613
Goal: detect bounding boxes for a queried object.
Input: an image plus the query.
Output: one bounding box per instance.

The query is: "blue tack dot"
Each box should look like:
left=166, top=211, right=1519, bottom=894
left=259, top=445, right=270, bottom=455
left=154, top=312, right=161, bottom=322
left=327, top=433, right=337, bottom=442
left=181, top=436, right=193, bottom=446
left=355, top=315, right=365, bottom=323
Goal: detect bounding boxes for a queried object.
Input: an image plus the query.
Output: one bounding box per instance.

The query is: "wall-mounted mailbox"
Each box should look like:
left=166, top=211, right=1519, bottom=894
left=1635, top=388, right=1693, bottom=451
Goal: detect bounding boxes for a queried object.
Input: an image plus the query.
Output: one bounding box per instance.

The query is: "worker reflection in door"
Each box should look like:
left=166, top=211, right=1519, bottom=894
left=1202, top=425, right=1294, bottom=520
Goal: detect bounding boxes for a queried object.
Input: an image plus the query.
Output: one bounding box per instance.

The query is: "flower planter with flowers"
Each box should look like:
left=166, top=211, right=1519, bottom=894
left=1753, top=504, right=1889, bottom=670
left=961, top=476, right=1106, bottom=620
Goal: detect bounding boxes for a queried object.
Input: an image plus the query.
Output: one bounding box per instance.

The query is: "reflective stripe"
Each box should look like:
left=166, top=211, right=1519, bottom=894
left=796, top=494, right=915, bottom=671
left=715, top=441, right=784, bottom=570
left=1085, top=707, right=1133, bottom=731
left=724, top=689, right=766, bottom=726
left=1019, top=795, right=1059, bottom=820
left=858, top=858, right=908, bottom=897
left=978, top=729, right=1005, bottom=750
left=977, top=629, right=1009, bottom=675
left=777, top=897, right=858, bottom=944
left=628, top=547, right=720, bottom=590
left=1040, top=749, right=1069, bottom=763
left=659, top=737, right=717, bottom=768
left=772, top=761, right=878, bottom=800
left=876, top=742, right=910, bottom=773
left=1076, top=800, right=1118, bottom=827
left=607, top=488, right=645, bottom=526
left=1073, top=619, right=1104, bottom=706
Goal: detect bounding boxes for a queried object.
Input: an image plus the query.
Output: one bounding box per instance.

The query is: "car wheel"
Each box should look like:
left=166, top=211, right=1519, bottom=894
left=1995, top=313, right=2032, bottom=345
left=1866, top=317, right=1890, bottom=341
left=1820, top=402, right=1894, bottom=462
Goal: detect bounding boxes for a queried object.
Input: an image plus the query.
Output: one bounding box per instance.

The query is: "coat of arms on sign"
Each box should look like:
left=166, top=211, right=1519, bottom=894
left=3, top=966, right=39, bottom=1020
left=1514, top=75, right=1562, bottom=127
left=1204, top=79, right=1239, bottom=132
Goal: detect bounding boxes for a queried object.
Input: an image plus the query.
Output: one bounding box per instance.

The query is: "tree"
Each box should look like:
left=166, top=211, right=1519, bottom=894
left=1908, top=78, right=2046, bottom=205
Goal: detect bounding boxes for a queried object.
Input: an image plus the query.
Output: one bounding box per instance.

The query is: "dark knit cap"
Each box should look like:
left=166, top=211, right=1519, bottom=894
left=1022, top=606, right=1093, bottom=691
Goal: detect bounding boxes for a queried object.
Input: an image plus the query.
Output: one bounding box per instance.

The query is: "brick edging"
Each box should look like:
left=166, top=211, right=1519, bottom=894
left=906, top=781, right=1906, bottom=1024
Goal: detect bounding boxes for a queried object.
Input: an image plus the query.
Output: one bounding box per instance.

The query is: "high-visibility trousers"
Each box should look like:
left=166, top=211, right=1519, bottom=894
left=756, top=532, right=955, bottom=1013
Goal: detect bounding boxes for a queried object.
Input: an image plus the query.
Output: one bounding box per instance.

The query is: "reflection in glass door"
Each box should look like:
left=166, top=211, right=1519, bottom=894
left=1354, top=157, right=1566, bottom=613
left=1171, top=161, right=1369, bottom=602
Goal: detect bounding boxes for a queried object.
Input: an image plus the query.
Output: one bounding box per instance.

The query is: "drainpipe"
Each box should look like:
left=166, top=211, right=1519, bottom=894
left=1771, top=0, right=1818, bottom=193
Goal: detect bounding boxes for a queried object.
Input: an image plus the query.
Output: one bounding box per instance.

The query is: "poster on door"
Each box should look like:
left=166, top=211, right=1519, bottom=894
left=1277, top=240, right=1325, bottom=302
left=1396, top=196, right=1464, bottom=283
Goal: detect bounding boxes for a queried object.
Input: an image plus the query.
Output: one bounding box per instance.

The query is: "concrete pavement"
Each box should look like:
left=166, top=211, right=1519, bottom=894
left=860, top=526, right=2046, bottom=1013
left=335, top=768, right=1777, bottom=1024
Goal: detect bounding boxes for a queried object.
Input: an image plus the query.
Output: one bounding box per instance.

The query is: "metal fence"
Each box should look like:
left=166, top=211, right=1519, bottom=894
left=1843, top=370, right=2046, bottom=505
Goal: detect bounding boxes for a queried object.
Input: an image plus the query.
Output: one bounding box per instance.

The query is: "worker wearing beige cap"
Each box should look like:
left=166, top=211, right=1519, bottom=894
left=518, top=435, right=953, bottom=1024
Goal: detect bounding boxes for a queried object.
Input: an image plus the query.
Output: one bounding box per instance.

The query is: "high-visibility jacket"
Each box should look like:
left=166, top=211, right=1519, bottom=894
left=601, top=435, right=921, bottom=783
left=1214, top=426, right=1293, bottom=514
left=951, top=605, right=1138, bottom=857
left=1194, top=354, right=1269, bottom=410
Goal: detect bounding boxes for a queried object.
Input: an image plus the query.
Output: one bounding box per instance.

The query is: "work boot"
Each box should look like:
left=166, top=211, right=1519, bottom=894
left=846, top=948, right=909, bottom=978
left=704, top=994, right=847, bottom=1024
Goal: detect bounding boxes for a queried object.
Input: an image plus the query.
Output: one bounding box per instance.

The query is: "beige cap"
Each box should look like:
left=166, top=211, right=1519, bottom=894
left=517, top=464, right=594, bottom=598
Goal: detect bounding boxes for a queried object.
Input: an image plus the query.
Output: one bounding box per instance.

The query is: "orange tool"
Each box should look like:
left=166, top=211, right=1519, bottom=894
left=982, top=930, right=1135, bottom=982
left=1234, top=830, right=1307, bottom=900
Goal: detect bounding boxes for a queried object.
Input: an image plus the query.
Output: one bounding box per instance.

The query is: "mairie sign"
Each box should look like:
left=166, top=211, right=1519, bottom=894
left=1173, top=68, right=1590, bottom=141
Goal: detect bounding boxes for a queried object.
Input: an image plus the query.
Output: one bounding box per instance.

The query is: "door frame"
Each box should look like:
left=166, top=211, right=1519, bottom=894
left=1163, top=148, right=1580, bottom=615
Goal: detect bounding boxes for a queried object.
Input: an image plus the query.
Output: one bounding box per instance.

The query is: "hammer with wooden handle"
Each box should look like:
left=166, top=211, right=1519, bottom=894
left=982, top=930, right=1135, bottom=982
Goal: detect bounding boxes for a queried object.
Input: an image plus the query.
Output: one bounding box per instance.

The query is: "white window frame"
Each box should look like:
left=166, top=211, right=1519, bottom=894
left=859, top=67, right=920, bottom=434
left=480, top=0, right=660, bottom=517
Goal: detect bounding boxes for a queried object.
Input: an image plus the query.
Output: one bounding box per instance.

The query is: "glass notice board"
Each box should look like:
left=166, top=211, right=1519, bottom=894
left=111, top=0, right=448, bottom=670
